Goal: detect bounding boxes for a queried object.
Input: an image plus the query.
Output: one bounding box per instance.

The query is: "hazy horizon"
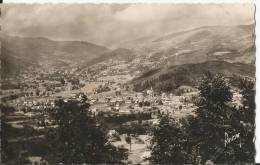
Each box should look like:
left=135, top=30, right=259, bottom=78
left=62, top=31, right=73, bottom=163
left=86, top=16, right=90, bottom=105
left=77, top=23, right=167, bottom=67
left=1, top=4, right=255, bottom=48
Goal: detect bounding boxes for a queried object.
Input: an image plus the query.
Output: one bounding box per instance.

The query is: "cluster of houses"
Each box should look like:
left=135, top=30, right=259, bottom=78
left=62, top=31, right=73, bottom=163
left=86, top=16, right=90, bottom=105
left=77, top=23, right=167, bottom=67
left=231, top=89, right=243, bottom=108
left=88, top=85, right=198, bottom=119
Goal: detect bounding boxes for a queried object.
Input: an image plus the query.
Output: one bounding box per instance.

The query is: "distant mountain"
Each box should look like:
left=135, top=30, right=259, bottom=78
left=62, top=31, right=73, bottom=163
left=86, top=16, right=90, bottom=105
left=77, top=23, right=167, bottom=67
left=1, top=35, right=109, bottom=75
left=84, top=48, right=134, bottom=66
left=1, top=24, right=255, bottom=78
left=1, top=47, right=37, bottom=78
left=123, top=24, right=255, bottom=66
left=132, top=61, right=255, bottom=92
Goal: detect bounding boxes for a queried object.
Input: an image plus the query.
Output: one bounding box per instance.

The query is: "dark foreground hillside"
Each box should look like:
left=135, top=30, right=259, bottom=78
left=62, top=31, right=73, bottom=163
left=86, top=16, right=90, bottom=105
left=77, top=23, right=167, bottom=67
left=132, top=61, right=255, bottom=92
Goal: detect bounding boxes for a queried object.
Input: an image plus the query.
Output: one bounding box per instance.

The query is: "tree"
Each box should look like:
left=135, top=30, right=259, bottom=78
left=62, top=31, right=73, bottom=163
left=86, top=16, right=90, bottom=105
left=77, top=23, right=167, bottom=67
left=226, top=77, right=255, bottom=163
left=238, top=77, right=255, bottom=123
left=149, top=115, right=189, bottom=164
left=148, top=72, right=255, bottom=164
left=36, top=89, right=40, bottom=96
left=190, top=74, right=256, bottom=164
left=189, top=72, right=233, bottom=163
left=138, top=102, right=143, bottom=107
left=60, top=78, right=65, bottom=86
left=46, top=96, right=127, bottom=164
left=125, top=135, right=132, bottom=152
left=70, top=78, right=79, bottom=86
left=1, top=104, right=15, bottom=163
left=143, top=101, right=151, bottom=106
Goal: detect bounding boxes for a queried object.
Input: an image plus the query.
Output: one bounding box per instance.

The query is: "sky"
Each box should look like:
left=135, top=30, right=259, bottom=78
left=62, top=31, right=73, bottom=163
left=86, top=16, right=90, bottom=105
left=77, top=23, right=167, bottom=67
left=1, top=4, right=255, bottom=48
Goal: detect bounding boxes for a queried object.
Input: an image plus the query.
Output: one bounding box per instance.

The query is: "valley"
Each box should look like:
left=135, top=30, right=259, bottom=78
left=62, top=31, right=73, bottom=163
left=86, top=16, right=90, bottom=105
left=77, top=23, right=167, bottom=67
left=1, top=23, right=255, bottom=164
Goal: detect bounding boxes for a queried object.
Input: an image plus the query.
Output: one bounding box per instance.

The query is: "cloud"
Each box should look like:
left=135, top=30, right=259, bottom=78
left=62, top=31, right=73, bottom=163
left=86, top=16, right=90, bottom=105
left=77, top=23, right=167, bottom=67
left=1, top=4, right=255, bottom=48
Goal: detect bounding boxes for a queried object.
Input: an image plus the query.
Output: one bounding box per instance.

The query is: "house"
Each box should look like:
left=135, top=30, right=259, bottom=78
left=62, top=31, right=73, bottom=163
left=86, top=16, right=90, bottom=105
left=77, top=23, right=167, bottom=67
left=119, top=106, right=130, bottom=114
left=146, top=87, right=155, bottom=97
left=125, top=99, right=132, bottom=104
left=107, top=129, right=119, bottom=138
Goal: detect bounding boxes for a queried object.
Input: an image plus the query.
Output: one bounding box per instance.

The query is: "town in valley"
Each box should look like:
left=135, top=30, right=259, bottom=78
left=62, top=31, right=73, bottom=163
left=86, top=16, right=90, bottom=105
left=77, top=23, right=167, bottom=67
left=1, top=4, right=256, bottom=164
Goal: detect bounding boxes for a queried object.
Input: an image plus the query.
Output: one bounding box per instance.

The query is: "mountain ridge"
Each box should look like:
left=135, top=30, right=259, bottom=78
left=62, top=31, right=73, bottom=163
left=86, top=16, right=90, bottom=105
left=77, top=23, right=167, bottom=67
left=132, top=60, right=255, bottom=92
left=1, top=24, right=255, bottom=77
left=1, top=35, right=110, bottom=75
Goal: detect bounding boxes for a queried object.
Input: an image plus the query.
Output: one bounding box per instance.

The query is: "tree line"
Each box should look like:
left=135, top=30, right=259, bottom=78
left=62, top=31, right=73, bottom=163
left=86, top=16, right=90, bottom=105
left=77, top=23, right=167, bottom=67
left=133, top=67, right=193, bottom=92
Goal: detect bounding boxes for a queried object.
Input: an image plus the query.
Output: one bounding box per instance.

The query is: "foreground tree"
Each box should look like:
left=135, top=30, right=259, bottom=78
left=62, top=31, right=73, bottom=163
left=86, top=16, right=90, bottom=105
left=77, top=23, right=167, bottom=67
left=149, top=115, right=189, bottom=164
left=227, top=77, right=255, bottom=163
left=189, top=72, right=235, bottom=163
left=190, top=73, right=256, bottom=164
left=238, top=77, right=255, bottom=123
left=46, top=96, right=127, bottom=164
left=125, top=135, right=132, bottom=152
left=1, top=104, right=15, bottom=163
left=149, top=73, right=255, bottom=164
